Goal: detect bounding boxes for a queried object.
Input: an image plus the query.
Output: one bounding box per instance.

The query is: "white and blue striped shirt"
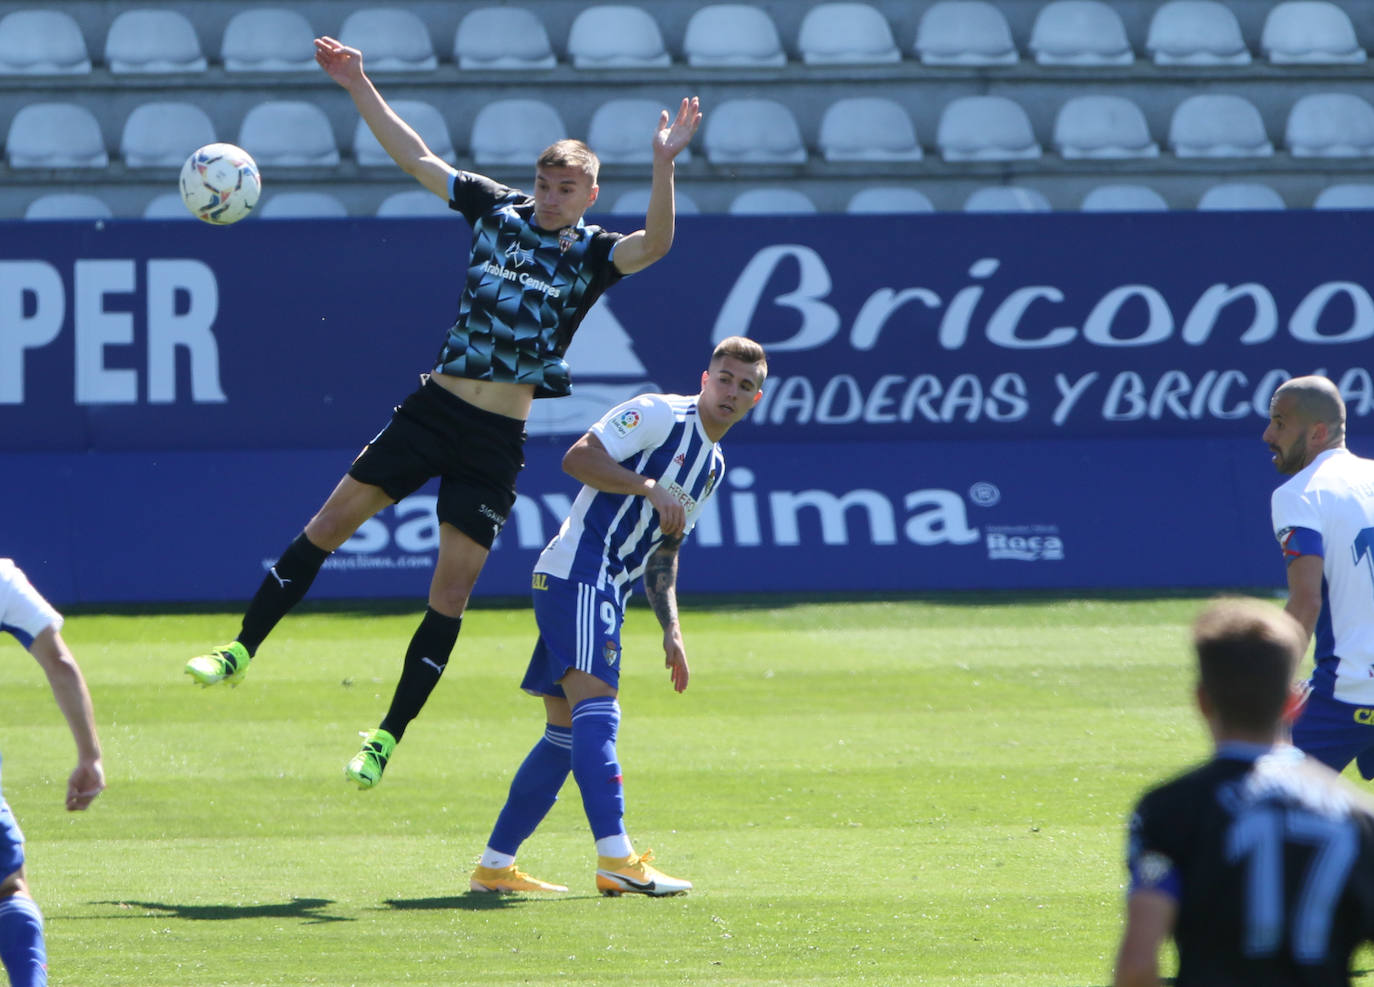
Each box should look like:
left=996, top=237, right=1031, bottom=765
left=535, top=393, right=724, bottom=602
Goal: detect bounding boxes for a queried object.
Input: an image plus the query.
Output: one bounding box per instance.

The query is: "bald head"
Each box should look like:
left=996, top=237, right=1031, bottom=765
left=1273, top=376, right=1346, bottom=445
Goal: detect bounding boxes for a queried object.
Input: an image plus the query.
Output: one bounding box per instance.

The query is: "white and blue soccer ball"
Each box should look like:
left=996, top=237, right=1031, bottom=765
left=179, top=142, right=261, bottom=225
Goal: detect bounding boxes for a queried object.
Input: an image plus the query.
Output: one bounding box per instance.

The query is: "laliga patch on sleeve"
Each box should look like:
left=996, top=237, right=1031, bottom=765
left=608, top=408, right=642, bottom=437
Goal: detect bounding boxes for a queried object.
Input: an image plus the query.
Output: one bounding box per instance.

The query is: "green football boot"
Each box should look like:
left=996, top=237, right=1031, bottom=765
left=185, top=641, right=251, bottom=687
left=345, top=728, right=397, bottom=789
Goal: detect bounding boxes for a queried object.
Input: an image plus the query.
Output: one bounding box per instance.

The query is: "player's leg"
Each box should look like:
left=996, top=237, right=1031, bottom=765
left=1290, top=690, right=1372, bottom=773
left=471, top=693, right=572, bottom=893
left=552, top=587, right=691, bottom=897
left=346, top=523, right=485, bottom=789
left=0, top=790, right=45, bottom=987
left=186, top=475, right=393, bottom=686
left=346, top=385, right=523, bottom=786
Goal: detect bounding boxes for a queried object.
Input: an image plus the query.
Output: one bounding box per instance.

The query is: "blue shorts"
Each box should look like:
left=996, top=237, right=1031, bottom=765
left=520, top=573, right=623, bottom=697
left=0, top=757, right=25, bottom=879
left=1292, top=689, right=1374, bottom=779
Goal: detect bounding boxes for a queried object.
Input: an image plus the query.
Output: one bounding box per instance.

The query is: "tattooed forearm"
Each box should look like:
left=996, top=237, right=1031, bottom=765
left=643, top=539, right=681, bottom=630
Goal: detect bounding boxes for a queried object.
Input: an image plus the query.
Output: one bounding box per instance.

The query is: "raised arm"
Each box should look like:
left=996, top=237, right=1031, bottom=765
left=563, top=432, right=685, bottom=537
left=643, top=537, right=688, bottom=692
left=612, top=97, right=702, bottom=275
left=29, top=626, right=104, bottom=811
left=314, top=36, right=458, bottom=200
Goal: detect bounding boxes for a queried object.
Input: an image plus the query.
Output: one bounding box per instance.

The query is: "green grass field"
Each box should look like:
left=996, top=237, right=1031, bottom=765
left=5, top=594, right=1372, bottom=986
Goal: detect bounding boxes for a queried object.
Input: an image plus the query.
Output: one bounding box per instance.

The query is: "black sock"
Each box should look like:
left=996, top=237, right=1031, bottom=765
left=237, top=533, right=330, bottom=656
left=379, top=607, right=462, bottom=742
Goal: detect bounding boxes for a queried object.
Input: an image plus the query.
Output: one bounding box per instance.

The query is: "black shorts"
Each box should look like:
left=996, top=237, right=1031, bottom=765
left=349, top=377, right=526, bottom=549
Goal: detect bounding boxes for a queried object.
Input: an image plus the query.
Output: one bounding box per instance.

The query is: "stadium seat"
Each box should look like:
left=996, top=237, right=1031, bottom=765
left=120, top=102, right=216, bottom=168
left=797, top=3, right=901, bottom=65
left=238, top=101, right=340, bottom=167
left=1054, top=95, right=1158, bottom=158
left=143, top=192, right=197, bottom=219
left=258, top=192, right=349, bottom=219
left=566, top=6, right=671, bottom=68
left=728, top=189, right=817, bottom=215
left=6, top=103, right=108, bottom=168
left=936, top=96, right=1041, bottom=161
left=1261, top=1, right=1366, bottom=64
left=470, top=98, right=567, bottom=165
left=846, top=186, right=936, bottom=213
left=0, top=10, right=90, bottom=74
left=703, top=99, right=806, bottom=164
left=1029, top=0, right=1133, bottom=66
left=453, top=7, right=556, bottom=69
left=1197, top=183, right=1285, bottom=210
left=1080, top=185, right=1169, bottom=211
left=1168, top=94, right=1273, bottom=157
left=1285, top=93, right=1374, bottom=157
left=104, top=9, right=206, bottom=73
left=354, top=100, right=454, bottom=166
left=588, top=99, right=693, bottom=164
left=377, top=190, right=454, bottom=217
left=608, top=186, right=701, bottom=214
left=964, top=187, right=1052, bottom=212
left=24, top=193, right=113, bottom=221
left=914, top=1, right=1018, bottom=66
left=1314, top=184, right=1374, bottom=209
left=682, top=5, right=785, bottom=67
left=338, top=8, right=437, bottom=71
left=1146, top=1, right=1250, bottom=65
left=818, top=98, right=922, bottom=161
left=221, top=8, right=316, bottom=71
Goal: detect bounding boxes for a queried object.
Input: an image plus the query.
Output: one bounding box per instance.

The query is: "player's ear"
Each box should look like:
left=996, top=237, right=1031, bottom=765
left=752, top=389, right=763, bottom=405
left=701, top=370, right=709, bottom=389
left=585, top=183, right=599, bottom=208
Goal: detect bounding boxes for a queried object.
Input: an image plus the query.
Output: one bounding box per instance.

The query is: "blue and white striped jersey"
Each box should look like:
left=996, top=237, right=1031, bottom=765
left=535, top=393, right=724, bottom=601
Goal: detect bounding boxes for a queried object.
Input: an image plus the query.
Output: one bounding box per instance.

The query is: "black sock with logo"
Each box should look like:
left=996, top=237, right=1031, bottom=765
left=379, top=607, right=463, bottom=742
left=236, top=532, right=330, bottom=656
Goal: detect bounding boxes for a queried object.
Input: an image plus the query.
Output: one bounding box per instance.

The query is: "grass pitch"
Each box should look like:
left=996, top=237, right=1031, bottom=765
left=5, top=594, right=1371, bottom=985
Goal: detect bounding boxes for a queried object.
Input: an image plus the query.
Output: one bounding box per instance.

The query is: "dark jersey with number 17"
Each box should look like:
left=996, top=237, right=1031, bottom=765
left=1127, top=746, right=1374, bottom=985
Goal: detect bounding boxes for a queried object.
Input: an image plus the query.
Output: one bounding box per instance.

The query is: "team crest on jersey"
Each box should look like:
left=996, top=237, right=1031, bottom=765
left=603, top=640, right=620, bottom=667
left=610, top=408, right=641, bottom=436
left=558, top=226, right=578, bottom=254
left=703, top=469, right=718, bottom=499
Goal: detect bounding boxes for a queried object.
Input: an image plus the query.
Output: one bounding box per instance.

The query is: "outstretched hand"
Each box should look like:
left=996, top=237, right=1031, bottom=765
left=314, top=35, right=364, bottom=87
left=652, top=97, right=703, bottom=163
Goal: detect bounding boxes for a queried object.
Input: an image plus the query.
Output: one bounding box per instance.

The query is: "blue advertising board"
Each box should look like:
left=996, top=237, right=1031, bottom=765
left=2, top=211, right=1369, bottom=603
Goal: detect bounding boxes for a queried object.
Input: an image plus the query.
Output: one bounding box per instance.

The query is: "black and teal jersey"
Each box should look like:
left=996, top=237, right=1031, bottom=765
left=436, top=171, right=625, bottom=398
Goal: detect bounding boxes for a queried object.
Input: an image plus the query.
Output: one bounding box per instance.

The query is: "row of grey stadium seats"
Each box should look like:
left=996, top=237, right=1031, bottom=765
left=21, top=181, right=1374, bottom=221
left=0, top=1, right=1370, bottom=74
left=9, top=89, right=1373, bottom=170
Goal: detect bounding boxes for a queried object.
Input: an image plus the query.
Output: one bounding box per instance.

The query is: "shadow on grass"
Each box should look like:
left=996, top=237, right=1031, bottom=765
left=98, top=897, right=351, bottom=925
left=384, top=893, right=593, bottom=911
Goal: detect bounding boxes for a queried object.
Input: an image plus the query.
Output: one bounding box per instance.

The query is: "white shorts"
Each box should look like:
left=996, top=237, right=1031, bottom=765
left=0, top=559, right=62, bottom=649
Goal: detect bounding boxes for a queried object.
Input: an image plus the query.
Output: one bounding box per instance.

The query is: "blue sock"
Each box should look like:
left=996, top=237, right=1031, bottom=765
left=0, top=894, right=47, bottom=987
left=486, top=725, right=573, bottom=856
left=571, top=697, right=626, bottom=842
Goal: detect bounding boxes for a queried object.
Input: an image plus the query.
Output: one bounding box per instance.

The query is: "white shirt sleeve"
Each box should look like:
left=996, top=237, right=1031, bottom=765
left=588, top=393, right=674, bottom=462
left=1271, top=483, right=1322, bottom=541
left=0, top=558, right=64, bottom=647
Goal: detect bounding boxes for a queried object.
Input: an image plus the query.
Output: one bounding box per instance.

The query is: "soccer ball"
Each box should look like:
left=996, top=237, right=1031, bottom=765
left=179, top=143, right=261, bottom=225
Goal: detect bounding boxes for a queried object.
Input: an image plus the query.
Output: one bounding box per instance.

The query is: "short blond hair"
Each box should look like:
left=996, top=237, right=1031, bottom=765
left=537, top=140, right=600, bottom=184
left=711, top=336, right=767, bottom=381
